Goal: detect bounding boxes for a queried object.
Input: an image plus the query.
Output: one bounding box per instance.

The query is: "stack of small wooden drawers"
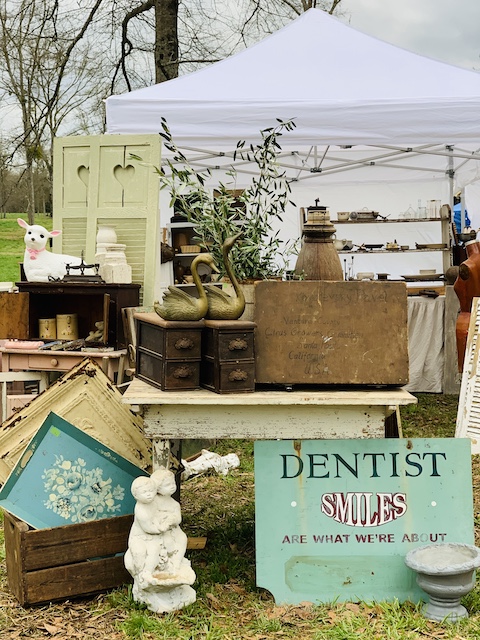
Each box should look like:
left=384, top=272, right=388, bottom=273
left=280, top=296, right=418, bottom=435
left=135, top=313, right=204, bottom=391
left=134, top=313, right=255, bottom=393
left=201, top=320, right=256, bottom=393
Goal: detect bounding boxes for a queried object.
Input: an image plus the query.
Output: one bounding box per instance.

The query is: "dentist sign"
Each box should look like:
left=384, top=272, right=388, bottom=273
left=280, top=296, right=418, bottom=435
left=255, top=438, right=473, bottom=604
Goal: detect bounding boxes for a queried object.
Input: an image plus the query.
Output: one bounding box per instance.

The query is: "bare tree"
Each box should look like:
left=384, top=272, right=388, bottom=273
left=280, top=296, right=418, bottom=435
left=0, top=0, right=107, bottom=221
left=0, top=0, right=344, bottom=216
left=111, top=0, right=344, bottom=92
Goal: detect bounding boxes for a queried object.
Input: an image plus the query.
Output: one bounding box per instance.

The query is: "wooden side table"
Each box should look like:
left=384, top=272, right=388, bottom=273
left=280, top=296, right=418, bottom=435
left=1, top=348, right=127, bottom=384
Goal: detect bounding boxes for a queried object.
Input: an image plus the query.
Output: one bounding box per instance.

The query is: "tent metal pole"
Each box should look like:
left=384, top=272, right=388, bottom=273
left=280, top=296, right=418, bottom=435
left=446, top=145, right=455, bottom=210
left=446, top=145, right=455, bottom=274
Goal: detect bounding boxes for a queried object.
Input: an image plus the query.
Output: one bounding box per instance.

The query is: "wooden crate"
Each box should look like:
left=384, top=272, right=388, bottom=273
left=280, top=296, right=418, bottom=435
left=254, top=280, right=409, bottom=386
left=3, top=511, right=133, bottom=606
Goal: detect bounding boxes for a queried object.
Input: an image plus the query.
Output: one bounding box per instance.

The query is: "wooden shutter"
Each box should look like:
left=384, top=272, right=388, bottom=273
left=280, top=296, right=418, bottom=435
left=455, top=297, right=480, bottom=451
left=52, top=134, right=161, bottom=305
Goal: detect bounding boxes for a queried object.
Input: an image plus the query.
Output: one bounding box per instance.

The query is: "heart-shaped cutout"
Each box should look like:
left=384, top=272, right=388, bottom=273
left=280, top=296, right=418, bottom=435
left=113, top=164, right=135, bottom=188
left=77, top=165, right=90, bottom=187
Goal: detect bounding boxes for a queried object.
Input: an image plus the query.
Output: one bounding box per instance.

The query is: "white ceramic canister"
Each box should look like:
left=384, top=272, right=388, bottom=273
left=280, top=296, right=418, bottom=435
left=56, top=314, right=79, bottom=340
left=38, top=318, right=57, bottom=339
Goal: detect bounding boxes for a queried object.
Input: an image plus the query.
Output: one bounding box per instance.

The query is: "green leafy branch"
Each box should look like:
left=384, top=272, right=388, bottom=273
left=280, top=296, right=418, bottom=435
left=154, top=117, right=297, bottom=281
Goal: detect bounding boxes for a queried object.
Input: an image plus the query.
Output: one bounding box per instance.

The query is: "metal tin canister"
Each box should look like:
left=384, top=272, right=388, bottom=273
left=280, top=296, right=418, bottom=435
left=56, top=314, right=78, bottom=340
left=38, top=318, right=57, bottom=339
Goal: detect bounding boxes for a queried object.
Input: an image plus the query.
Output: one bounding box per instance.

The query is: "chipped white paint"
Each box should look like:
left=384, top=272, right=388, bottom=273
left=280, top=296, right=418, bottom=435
left=456, top=298, right=480, bottom=452
left=123, top=378, right=416, bottom=469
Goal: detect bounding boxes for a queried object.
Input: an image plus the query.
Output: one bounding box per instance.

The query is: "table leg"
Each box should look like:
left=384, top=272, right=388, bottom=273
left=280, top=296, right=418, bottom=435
left=116, top=354, right=126, bottom=386
left=151, top=438, right=183, bottom=501
left=385, top=405, right=402, bottom=438
left=152, top=438, right=171, bottom=469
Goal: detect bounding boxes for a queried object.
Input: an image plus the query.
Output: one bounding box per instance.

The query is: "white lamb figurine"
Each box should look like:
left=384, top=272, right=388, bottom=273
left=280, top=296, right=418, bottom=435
left=18, top=218, right=94, bottom=282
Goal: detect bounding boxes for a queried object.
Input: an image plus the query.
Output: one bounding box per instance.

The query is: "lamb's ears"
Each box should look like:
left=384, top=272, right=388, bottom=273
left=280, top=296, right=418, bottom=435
left=17, top=218, right=28, bottom=229
left=49, top=230, right=62, bottom=237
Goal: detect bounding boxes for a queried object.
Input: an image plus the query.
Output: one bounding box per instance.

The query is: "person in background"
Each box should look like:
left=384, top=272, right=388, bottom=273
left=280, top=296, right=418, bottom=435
left=453, top=199, right=471, bottom=234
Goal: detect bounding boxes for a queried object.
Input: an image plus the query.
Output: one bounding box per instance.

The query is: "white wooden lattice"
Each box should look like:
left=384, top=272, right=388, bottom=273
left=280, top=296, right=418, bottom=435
left=455, top=297, right=480, bottom=451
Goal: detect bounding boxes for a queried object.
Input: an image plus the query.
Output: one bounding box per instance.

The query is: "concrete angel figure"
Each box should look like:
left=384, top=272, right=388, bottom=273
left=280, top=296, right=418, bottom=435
left=124, top=468, right=196, bottom=612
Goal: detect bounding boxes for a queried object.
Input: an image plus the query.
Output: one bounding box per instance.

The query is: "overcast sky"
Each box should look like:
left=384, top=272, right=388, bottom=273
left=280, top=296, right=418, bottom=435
left=342, top=0, right=480, bottom=71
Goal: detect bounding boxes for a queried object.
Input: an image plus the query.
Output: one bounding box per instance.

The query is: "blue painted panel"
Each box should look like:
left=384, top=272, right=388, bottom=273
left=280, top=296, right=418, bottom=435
left=255, top=438, right=473, bottom=604
left=0, top=412, right=148, bottom=529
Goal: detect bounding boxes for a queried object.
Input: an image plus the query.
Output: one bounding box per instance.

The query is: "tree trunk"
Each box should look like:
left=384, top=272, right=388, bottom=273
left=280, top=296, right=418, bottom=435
left=27, top=162, right=35, bottom=224
left=154, top=0, right=179, bottom=83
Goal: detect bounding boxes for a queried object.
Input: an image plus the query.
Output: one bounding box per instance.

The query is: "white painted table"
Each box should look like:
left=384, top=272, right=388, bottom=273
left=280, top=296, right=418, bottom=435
left=122, top=378, right=417, bottom=469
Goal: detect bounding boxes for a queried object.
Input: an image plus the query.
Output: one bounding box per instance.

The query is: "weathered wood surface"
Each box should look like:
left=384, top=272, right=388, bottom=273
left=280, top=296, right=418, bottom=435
left=124, top=377, right=416, bottom=406
left=123, top=378, right=416, bottom=440
left=3, top=511, right=132, bottom=605
left=144, top=404, right=387, bottom=439
left=21, top=556, right=130, bottom=605
left=456, top=297, right=480, bottom=452
left=254, top=281, right=409, bottom=386
left=443, top=285, right=461, bottom=394
left=0, top=292, right=29, bottom=339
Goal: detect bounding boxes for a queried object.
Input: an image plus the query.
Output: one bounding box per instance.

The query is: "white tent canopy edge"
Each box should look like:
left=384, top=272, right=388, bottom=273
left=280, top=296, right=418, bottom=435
left=106, top=8, right=480, bottom=276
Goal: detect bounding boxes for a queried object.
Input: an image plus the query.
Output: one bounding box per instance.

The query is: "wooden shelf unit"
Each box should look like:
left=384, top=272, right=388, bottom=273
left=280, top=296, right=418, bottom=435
left=9, top=282, right=141, bottom=349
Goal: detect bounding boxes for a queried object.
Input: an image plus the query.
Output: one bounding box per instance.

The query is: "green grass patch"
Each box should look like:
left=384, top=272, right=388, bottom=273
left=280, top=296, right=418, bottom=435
left=401, top=393, right=458, bottom=438
left=0, top=213, right=52, bottom=282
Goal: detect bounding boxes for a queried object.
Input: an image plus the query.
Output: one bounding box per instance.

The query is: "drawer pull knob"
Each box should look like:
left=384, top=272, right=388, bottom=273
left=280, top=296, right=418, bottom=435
left=50, top=358, right=59, bottom=367
left=228, top=368, right=248, bottom=382
left=228, top=338, right=247, bottom=351
left=173, top=365, right=193, bottom=379
left=174, top=338, right=194, bottom=351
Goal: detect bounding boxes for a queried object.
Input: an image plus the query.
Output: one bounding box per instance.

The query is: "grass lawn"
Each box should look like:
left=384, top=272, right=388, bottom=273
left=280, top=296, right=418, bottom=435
left=2, top=395, right=478, bottom=640
left=0, top=213, right=52, bottom=283
left=0, top=215, right=476, bottom=638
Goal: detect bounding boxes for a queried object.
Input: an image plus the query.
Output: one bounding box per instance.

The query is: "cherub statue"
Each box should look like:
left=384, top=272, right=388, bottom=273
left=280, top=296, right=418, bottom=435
left=124, top=468, right=196, bottom=612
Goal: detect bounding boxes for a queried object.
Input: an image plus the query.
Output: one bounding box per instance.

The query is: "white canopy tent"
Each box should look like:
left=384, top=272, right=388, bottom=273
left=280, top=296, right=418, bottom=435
left=105, top=8, right=480, bottom=278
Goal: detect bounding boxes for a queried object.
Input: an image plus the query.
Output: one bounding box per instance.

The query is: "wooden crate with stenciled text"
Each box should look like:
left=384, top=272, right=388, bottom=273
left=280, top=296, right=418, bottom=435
left=254, top=281, right=408, bottom=386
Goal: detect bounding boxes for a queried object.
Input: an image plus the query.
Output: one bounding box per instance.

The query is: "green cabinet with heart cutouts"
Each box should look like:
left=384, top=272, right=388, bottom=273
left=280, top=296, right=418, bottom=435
left=52, top=134, right=161, bottom=305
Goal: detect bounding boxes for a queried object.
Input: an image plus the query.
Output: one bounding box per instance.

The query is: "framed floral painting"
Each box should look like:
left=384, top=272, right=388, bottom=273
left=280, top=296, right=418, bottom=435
left=0, top=412, right=148, bottom=529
